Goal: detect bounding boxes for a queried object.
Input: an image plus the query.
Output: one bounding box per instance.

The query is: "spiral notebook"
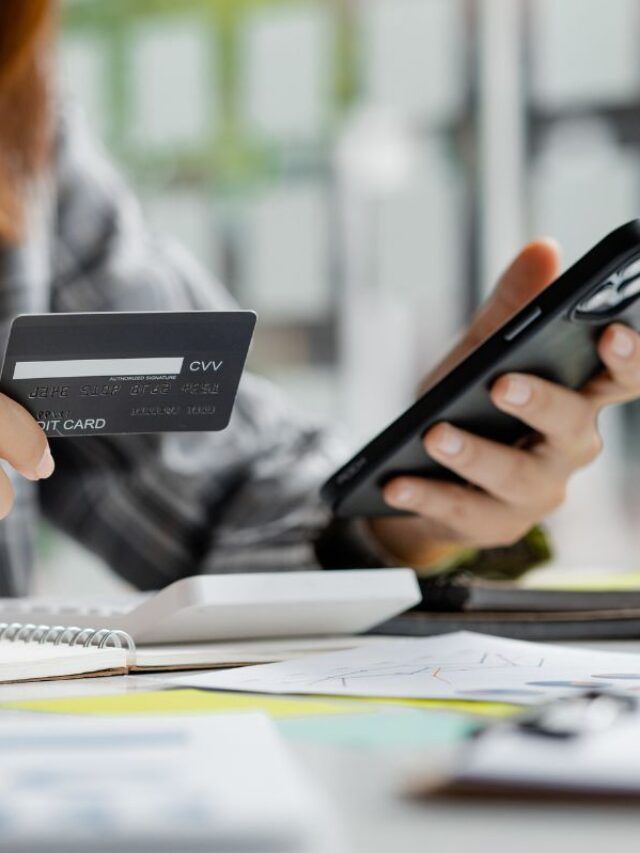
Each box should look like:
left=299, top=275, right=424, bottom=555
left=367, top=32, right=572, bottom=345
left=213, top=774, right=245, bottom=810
left=0, top=624, right=135, bottom=683
left=0, top=620, right=395, bottom=681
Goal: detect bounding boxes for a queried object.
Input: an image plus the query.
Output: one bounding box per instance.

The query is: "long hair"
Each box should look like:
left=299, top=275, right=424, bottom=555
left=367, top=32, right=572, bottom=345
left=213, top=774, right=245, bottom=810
left=0, top=0, right=54, bottom=244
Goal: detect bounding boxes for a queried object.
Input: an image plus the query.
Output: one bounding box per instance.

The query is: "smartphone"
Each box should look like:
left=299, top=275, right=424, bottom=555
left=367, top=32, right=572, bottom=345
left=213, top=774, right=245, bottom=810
left=322, top=220, right=640, bottom=517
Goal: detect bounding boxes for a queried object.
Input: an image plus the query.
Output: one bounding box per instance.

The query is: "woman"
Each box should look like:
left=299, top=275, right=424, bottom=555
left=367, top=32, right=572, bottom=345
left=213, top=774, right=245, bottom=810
left=0, top=0, right=639, bottom=595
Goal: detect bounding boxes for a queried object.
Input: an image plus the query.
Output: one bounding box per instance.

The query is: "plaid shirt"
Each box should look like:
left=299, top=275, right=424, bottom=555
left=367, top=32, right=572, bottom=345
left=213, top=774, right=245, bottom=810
left=0, top=108, right=380, bottom=595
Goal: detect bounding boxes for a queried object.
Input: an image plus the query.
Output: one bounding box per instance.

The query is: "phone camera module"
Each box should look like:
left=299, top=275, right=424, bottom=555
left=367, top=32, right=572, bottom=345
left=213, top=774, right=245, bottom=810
left=617, top=257, right=640, bottom=300
left=574, top=254, right=640, bottom=319
left=576, top=283, right=618, bottom=314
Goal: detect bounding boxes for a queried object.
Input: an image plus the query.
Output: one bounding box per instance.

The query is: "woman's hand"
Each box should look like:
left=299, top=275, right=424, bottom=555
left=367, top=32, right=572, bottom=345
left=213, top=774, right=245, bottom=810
left=0, top=394, right=54, bottom=518
left=368, top=239, right=640, bottom=568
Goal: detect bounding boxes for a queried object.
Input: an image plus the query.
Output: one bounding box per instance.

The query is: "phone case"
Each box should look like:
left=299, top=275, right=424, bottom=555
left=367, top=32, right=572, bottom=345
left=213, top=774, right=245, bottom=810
left=323, top=220, right=640, bottom=517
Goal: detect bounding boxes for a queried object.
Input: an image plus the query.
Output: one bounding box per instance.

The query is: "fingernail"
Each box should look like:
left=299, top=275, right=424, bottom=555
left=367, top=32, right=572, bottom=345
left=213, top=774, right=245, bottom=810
left=502, top=376, right=532, bottom=407
left=434, top=425, right=464, bottom=456
left=35, top=447, right=55, bottom=479
left=389, top=482, right=415, bottom=507
left=611, top=328, right=634, bottom=359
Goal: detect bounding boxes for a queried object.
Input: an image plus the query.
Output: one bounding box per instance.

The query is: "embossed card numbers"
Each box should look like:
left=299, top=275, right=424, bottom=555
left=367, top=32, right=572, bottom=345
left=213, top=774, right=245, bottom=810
left=0, top=312, right=256, bottom=436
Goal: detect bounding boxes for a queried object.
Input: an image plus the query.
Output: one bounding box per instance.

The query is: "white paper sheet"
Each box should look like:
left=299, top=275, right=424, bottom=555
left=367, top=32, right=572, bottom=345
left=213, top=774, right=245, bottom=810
left=0, top=713, right=331, bottom=852
left=176, top=631, right=640, bottom=705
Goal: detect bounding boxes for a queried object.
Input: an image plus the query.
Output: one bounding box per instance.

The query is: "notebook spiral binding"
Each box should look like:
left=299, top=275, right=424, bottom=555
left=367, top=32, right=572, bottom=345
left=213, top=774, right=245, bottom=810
left=0, top=622, right=136, bottom=652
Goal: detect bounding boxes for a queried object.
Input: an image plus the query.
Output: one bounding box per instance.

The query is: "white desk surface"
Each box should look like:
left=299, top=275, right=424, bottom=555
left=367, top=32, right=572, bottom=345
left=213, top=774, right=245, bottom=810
left=0, top=639, right=639, bottom=853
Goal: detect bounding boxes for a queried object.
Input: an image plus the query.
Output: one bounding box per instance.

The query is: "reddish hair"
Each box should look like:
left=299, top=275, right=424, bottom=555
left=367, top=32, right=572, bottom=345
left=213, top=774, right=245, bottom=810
left=0, top=0, right=53, bottom=243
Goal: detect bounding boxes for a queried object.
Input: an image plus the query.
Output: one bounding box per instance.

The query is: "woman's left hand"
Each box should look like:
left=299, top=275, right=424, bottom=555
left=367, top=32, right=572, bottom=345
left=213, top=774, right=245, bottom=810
left=367, top=239, right=640, bottom=568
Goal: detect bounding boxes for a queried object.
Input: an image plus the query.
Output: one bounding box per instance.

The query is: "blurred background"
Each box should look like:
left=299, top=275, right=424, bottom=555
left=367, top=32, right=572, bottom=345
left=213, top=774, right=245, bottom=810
left=38, top=0, right=640, bottom=594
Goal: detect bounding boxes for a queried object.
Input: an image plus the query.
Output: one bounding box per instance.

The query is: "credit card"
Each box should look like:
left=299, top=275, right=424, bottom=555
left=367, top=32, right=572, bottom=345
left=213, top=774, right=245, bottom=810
left=0, top=311, right=256, bottom=437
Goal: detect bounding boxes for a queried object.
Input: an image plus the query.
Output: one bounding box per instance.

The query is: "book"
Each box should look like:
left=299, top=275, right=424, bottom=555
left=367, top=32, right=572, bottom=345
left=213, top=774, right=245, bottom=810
left=416, top=571, right=640, bottom=612
left=373, top=608, right=640, bottom=642
left=377, top=568, right=640, bottom=641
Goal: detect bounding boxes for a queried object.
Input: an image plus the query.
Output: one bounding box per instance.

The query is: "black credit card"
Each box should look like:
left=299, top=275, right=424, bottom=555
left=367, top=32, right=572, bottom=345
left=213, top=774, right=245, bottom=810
left=0, top=311, right=256, bottom=437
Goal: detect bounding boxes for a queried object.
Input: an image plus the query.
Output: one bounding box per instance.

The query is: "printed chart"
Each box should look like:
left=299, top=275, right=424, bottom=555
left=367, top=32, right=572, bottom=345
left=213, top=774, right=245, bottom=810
left=179, top=632, right=640, bottom=704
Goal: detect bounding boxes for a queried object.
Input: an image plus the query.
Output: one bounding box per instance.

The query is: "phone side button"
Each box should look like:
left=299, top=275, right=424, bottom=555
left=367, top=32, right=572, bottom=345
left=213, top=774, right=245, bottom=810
left=504, top=307, right=543, bottom=341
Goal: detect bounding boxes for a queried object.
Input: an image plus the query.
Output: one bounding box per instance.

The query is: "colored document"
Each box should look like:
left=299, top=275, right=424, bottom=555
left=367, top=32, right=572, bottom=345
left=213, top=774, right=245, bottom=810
left=1, top=688, right=516, bottom=720
left=2, top=689, right=362, bottom=719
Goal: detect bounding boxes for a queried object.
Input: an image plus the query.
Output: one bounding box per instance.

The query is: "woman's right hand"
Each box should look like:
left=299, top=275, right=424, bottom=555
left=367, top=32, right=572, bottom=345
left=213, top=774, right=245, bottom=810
left=0, top=394, right=54, bottom=517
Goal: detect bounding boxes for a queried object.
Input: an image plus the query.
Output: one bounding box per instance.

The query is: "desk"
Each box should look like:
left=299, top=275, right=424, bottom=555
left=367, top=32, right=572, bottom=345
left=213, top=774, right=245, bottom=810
left=0, top=641, right=639, bottom=853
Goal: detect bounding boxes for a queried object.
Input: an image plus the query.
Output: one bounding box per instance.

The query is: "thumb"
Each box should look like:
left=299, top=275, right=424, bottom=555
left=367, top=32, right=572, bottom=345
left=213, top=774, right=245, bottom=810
left=417, top=238, right=562, bottom=397
left=491, top=237, right=562, bottom=316
left=468, top=238, right=562, bottom=346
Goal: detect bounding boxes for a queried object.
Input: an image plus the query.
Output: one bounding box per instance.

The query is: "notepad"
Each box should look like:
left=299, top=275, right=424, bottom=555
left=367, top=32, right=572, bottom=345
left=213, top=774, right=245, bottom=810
left=0, top=624, right=393, bottom=676
left=0, top=618, right=402, bottom=683
left=0, top=637, right=129, bottom=683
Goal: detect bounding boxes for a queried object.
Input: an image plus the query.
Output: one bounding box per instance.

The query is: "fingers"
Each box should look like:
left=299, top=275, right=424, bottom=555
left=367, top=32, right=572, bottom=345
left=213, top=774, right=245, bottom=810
left=421, top=423, right=566, bottom=513
left=494, top=238, right=561, bottom=307
left=584, top=324, right=640, bottom=404
left=0, top=469, right=14, bottom=519
left=0, top=394, right=54, bottom=482
left=475, top=239, right=562, bottom=339
left=417, top=239, right=563, bottom=396
left=383, top=477, right=532, bottom=548
left=491, top=373, right=602, bottom=469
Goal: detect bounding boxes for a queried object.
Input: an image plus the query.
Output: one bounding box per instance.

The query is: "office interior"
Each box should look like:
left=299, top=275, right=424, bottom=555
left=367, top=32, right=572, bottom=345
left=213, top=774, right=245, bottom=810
left=42, top=0, right=640, bottom=593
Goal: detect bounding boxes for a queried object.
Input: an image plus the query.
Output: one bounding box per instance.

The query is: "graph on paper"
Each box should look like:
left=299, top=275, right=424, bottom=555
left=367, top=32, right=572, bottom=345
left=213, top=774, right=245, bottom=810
left=178, top=631, right=640, bottom=704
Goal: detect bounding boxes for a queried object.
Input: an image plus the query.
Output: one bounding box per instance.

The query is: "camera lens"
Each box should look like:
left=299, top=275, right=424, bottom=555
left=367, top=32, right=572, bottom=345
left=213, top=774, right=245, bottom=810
left=575, top=282, right=619, bottom=314
left=618, top=257, right=640, bottom=300
left=574, top=254, right=640, bottom=317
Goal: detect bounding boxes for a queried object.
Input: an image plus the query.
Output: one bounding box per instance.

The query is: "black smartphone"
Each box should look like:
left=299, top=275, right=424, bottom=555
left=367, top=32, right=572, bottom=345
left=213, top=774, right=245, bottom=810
left=322, top=220, right=640, bottom=517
